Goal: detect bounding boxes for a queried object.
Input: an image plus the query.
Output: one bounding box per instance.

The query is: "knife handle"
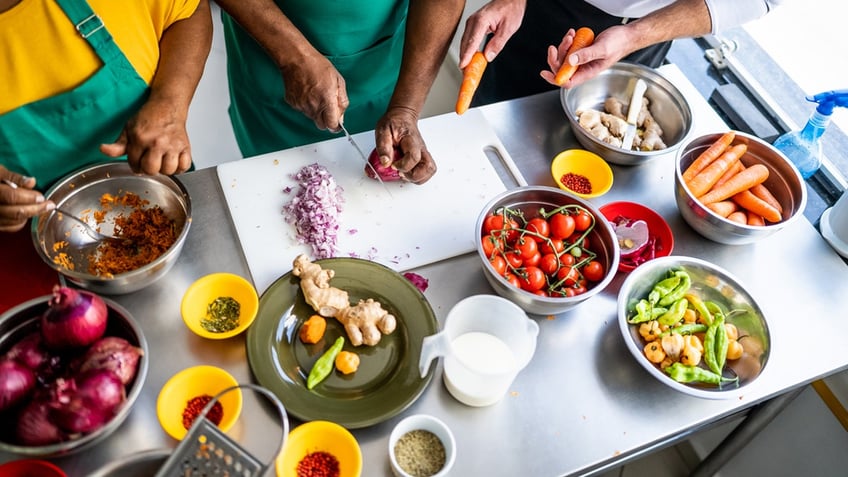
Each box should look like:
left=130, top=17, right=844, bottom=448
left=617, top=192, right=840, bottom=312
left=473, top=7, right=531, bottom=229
left=626, top=79, right=648, bottom=125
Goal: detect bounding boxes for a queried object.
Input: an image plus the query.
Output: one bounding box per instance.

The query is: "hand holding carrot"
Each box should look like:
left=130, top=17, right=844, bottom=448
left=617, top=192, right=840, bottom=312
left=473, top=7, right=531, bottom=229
left=456, top=51, right=488, bottom=115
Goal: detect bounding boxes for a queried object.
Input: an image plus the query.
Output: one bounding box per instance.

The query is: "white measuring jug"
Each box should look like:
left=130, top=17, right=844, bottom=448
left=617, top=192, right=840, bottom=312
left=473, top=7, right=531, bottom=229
left=419, top=294, right=539, bottom=407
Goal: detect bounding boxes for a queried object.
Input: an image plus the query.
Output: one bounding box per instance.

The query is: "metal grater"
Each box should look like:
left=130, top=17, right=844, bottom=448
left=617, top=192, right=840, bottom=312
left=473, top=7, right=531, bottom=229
left=155, top=383, right=288, bottom=477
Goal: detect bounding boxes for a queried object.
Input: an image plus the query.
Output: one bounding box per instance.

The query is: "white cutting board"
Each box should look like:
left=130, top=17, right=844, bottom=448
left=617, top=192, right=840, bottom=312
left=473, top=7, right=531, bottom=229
left=217, top=109, right=515, bottom=294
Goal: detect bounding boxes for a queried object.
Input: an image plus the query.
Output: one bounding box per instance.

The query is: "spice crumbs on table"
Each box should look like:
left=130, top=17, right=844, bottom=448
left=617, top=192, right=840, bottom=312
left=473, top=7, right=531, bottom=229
left=394, top=429, right=445, bottom=477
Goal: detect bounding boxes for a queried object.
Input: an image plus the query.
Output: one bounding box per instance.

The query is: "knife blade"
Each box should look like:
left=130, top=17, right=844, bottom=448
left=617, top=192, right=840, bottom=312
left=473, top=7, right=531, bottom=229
left=621, top=78, right=647, bottom=151
left=339, top=121, right=393, bottom=197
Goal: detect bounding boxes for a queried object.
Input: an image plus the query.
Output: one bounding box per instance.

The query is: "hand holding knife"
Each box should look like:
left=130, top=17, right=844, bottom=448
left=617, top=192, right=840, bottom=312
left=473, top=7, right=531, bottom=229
left=339, top=120, right=393, bottom=197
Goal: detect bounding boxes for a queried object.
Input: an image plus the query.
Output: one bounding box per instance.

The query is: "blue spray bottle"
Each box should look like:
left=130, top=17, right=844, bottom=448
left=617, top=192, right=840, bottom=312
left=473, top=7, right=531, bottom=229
left=772, top=89, right=848, bottom=179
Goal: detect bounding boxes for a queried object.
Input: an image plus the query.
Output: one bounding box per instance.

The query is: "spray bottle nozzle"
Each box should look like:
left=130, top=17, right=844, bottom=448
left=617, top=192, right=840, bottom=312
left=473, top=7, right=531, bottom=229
left=807, top=89, right=848, bottom=115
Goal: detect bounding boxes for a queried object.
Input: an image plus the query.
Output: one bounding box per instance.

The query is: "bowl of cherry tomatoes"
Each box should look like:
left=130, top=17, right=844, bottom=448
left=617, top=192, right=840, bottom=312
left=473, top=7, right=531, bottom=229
left=476, top=186, right=620, bottom=315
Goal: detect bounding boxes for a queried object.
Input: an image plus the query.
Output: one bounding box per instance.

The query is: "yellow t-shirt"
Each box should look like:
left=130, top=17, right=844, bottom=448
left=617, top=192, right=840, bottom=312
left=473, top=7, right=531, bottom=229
left=0, top=0, right=199, bottom=114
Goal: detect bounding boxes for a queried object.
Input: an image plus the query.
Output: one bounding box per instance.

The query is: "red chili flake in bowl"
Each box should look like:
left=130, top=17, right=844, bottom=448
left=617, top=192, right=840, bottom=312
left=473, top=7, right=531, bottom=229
left=182, top=394, right=224, bottom=430
left=297, top=451, right=340, bottom=477
left=560, top=172, right=592, bottom=195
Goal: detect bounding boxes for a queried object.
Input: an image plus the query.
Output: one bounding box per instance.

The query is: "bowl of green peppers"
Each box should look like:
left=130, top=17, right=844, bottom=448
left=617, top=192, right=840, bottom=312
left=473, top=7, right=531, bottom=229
left=617, top=255, right=770, bottom=399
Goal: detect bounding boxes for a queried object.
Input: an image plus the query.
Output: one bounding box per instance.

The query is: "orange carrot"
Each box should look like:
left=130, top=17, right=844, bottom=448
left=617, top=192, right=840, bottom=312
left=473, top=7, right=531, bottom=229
left=456, top=51, right=488, bottom=115
left=682, top=131, right=736, bottom=182
left=686, top=144, right=747, bottom=198
left=732, top=189, right=782, bottom=223
left=750, top=183, right=783, bottom=215
left=554, top=27, right=595, bottom=85
left=746, top=211, right=765, bottom=227
left=706, top=200, right=738, bottom=218
left=698, top=163, right=769, bottom=205
left=727, top=211, right=748, bottom=224
left=712, top=160, right=743, bottom=189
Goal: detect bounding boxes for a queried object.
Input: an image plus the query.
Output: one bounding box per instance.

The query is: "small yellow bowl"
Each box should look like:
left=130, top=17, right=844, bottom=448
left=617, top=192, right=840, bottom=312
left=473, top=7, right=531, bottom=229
left=551, top=149, right=614, bottom=198
left=181, top=273, right=259, bottom=339
left=276, top=421, right=362, bottom=477
left=156, top=365, right=243, bottom=440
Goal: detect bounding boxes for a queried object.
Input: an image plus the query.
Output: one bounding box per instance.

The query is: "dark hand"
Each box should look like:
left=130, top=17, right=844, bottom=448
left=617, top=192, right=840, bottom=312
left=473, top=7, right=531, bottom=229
left=0, top=167, right=50, bottom=233
left=280, top=52, right=349, bottom=132
left=375, top=107, right=436, bottom=185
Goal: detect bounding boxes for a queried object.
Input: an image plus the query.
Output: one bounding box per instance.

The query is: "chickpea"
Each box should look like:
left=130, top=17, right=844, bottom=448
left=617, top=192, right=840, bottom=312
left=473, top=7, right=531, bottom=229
left=724, top=323, right=739, bottom=342
left=679, top=343, right=702, bottom=366
left=726, top=340, right=744, bottom=360
left=683, top=308, right=697, bottom=324
left=685, top=334, right=704, bottom=354
left=639, top=321, right=662, bottom=342
left=661, top=333, right=685, bottom=360
left=644, top=341, right=666, bottom=364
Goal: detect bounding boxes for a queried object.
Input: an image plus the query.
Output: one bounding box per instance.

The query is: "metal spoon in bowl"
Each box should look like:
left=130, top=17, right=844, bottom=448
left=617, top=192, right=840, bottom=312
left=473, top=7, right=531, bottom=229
left=2, top=178, right=127, bottom=246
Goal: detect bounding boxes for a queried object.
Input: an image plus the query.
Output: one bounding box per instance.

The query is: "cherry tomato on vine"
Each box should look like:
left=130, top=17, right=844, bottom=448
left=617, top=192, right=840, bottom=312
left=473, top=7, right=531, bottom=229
left=549, top=212, right=575, bottom=240
left=504, top=272, right=521, bottom=288
left=560, top=253, right=575, bottom=267
left=582, top=260, right=605, bottom=282
left=489, top=255, right=507, bottom=275
left=557, top=266, right=580, bottom=287
left=484, top=215, right=520, bottom=243
left=532, top=289, right=548, bottom=297
left=517, top=266, right=546, bottom=292
left=540, top=238, right=564, bottom=255
left=481, top=234, right=503, bottom=257
left=567, top=232, right=589, bottom=250
left=504, top=250, right=524, bottom=269
left=526, top=218, right=550, bottom=242
left=523, top=251, right=541, bottom=268
left=573, top=210, right=593, bottom=232
left=515, top=236, right=538, bottom=261
left=539, top=253, right=560, bottom=276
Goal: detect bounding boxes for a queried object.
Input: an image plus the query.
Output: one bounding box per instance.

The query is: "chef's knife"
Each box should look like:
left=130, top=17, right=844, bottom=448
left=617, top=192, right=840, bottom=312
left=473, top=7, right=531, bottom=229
left=339, top=121, right=392, bottom=197
left=621, top=78, right=647, bottom=151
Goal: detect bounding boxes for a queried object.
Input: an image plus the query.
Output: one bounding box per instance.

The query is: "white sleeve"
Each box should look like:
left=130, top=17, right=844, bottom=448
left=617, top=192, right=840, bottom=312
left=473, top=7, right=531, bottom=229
left=704, top=0, right=789, bottom=33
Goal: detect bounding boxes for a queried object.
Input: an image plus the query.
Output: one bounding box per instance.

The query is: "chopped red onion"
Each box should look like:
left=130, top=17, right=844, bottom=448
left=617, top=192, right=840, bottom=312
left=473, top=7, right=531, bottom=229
left=282, top=164, right=345, bottom=259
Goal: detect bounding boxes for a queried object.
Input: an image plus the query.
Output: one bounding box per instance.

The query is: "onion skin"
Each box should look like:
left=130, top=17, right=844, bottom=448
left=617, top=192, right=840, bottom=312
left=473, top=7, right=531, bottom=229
left=16, top=399, right=65, bottom=446
left=0, top=359, right=36, bottom=412
left=365, top=147, right=403, bottom=181
left=79, top=337, right=143, bottom=385
left=41, top=286, right=108, bottom=351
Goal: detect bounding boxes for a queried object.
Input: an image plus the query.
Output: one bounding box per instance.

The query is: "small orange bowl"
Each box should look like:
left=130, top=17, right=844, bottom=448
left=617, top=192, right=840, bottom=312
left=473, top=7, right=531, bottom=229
left=599, top=201, right=674, bottom=273
left=181, top=273, right=259, bottom=339
left=156, top=365, right=243, bottom=440
left=551, top=149, right=614, bottom=198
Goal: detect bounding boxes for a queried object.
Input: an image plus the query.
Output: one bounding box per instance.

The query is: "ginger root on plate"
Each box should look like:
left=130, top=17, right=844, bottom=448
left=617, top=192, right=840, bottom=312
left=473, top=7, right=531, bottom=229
left=336, top=298, right=397, bottom=346
left=292, top=254, right=397, bottom=346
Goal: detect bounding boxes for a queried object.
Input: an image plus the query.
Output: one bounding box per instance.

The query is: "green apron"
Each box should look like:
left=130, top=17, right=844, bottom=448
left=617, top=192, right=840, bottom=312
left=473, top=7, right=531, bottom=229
left=0, top=0, right=148, bottom=190
left=222, top=0, right=408, bottom=158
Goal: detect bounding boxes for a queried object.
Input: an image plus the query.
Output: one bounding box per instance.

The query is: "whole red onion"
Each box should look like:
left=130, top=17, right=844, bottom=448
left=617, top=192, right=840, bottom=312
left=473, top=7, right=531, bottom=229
left=5, top=332, right=50, bottom=371
left=0, top=359, right=36, bottom=412
left=16, top=399, right=65, bottom=446
left=51, top=370, right=125, bottom=434
left=365, top=147, right=403, bottom=181
left=41, top=286, right=108, bottom=350
left=78, top=337, right=143, bottom=385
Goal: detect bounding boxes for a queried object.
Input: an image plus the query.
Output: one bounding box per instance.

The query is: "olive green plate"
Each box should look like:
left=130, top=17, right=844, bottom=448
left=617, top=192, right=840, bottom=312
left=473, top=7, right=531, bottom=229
left=246, top=258, right=438, bottom=429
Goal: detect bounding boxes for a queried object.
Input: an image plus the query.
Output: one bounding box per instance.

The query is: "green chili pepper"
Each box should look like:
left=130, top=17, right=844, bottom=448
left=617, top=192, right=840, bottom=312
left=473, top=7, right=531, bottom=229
left=658, top=271, right=692, bottom=307
left=703, top=308, right=726, bottom=376
left=685, top=293, right=713, bottom=325
left=657, top=298, right=688, bottom=326
left=648, top=274, right=681, bottom=305
left=307, top=336, right=345, bottom=390
left=713, top=311, right=729, bottom=374
left=664, top=363, right=739, bottom=386
left=661, top=323, right=708, bottom=337
left=629, top=300, right=652, bottom=324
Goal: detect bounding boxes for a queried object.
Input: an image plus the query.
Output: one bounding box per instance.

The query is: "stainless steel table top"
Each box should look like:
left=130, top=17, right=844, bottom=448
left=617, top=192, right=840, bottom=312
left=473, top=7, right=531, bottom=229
left=3, top=73, right=848, bottom=477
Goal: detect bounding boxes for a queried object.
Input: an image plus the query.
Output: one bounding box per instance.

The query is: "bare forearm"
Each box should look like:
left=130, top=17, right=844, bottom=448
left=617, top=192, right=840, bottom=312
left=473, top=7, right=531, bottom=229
left=149, top=0, right=213, bottom=117
left=389, top=0, right=465, bottom=114
left=625, top=0, right=711, bottom=52
left=214, top=0, right=317, bottom=71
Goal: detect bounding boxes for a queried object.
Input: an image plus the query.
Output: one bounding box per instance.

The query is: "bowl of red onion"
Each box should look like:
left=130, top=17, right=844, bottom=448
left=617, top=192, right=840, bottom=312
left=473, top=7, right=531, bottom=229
left=599, top=201, right=674, bottom=273
left=0, top=286, right=148, bottom=456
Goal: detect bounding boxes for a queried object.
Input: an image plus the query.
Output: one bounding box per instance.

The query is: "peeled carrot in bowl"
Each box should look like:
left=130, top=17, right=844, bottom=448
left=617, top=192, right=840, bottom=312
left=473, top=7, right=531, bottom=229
left=554, top=27, right=595, bottom=85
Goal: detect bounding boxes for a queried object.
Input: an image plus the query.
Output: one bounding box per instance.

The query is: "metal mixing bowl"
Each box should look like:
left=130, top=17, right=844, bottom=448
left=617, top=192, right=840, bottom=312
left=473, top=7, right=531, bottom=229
left=475, top=186, right=619, bottom=316
left=0, top=294, right=149, bottom=456
left=674, top=131, right=806, bottom=245
left=31, top=161, right=191, bottom=295
left=88, top=449, right=170, bottom=477
left=617, top=256, right=770, bottom=399
left=561, top=62, right=693, bottom=166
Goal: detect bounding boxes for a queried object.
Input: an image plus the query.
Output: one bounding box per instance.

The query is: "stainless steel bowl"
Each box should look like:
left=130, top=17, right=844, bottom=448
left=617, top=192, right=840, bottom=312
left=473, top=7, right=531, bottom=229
left=88, top=449, right=170, bottom=477
left=0, top=294, right=149, bottom=456
left=617, top=256, right=769, bottom=399
left=475, top=186, right=619, bottom=316
left=31, top=161, right=191, bottom=295
left=561, top=62, right=693, bottom=166
left=674, top=131, right=806, bottom=244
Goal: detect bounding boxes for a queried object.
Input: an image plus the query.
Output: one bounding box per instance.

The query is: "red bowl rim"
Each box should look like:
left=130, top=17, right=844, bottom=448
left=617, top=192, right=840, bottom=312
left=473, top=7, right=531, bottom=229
left=599, top=201, right=674, bottom=272
left=0, top=459, right=67, bottom=477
